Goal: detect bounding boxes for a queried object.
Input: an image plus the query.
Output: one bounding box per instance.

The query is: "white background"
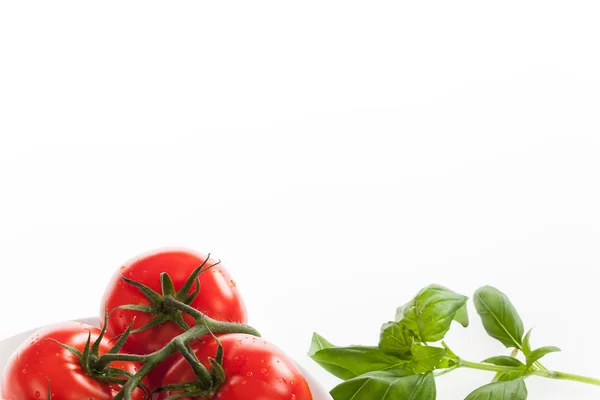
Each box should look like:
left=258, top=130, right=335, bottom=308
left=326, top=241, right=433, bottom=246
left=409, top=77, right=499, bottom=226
left=1, top=1, right=600, bottom=399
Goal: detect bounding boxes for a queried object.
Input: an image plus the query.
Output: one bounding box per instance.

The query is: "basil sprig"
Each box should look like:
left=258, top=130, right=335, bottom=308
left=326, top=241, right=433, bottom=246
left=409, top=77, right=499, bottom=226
left=310, top=284, right=600, bottom=399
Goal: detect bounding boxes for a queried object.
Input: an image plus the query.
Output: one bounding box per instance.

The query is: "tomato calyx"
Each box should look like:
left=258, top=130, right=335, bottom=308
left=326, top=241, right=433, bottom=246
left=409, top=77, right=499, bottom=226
left=151, top=360, right=225, bottom=399
left=47, top=315, right=149, bottom=396
left=151, top=322, right=228, bottom=399
left=107, top=295, right=261, bottom=400
left=117, top=255, right=221, bottom=336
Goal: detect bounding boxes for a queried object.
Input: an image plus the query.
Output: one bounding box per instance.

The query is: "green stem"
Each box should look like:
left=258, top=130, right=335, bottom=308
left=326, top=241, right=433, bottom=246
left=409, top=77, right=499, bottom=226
left=458, top=360, right=600, bottom=387
left=105, top=300, right=260, bottom=400
left=534, top=360, right=547, bottom=371
left=96, top=353, right=147, bottom=364
left=433, top=364, right=459, bottom=377
left=175, top=339, right=213, bottom=386
left=164, top=295, right=204, bottom=319
left=458, top=360, right=516, bottom=373
left=530, top=370, right=600, bottom=387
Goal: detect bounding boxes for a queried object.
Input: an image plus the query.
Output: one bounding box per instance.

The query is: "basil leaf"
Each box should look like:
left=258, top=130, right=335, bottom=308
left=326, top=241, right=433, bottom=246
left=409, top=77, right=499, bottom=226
left=395, top=299, right=419, bottom=334
left=441, top=341, right=458, bottom=359
left=482, top=356, right=526, bottom=368
left=330, top=371, right=436, bottom=400
left=435, top=358, right=452, bottom=369
left=309, top=332, right=336, bottom=354
left=453, top=303, right=470, bottom=327
left=465, top=378, right=528, bottom=399
left=526, top=346, right=561, bottom=367
left=396, top=284, right=469, bottom=342
left=522, top=329, right=533, bottom=356
left=379, top=322, right=413, bottom=358
left=492, top=370, right=527, bottom=382
left=309, top=333, right=409, bottom=380
left=487, top=356, right=526, bottom=382
left=411, top=344, right=447, bottom=373
left=474, top=286, right=525, bottom=349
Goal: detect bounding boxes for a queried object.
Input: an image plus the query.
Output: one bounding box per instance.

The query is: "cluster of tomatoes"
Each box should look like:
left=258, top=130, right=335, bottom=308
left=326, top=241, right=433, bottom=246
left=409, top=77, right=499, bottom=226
left=1, top=248, right=313, bottom=399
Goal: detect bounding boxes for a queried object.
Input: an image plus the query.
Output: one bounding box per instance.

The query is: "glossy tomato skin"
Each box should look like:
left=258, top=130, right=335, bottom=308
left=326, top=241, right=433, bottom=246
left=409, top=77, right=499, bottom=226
left=100, top=248, right=248, bottom=355
left=160, top=334, right=313, bottom=400
left=1, top=322, right=145, bottom=400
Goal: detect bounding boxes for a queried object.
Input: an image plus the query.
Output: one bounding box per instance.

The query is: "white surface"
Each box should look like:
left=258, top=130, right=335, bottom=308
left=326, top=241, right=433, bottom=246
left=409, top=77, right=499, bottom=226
left=0, top=319, right=331, bottom=399
left=1, top=1, right=600, bottom=399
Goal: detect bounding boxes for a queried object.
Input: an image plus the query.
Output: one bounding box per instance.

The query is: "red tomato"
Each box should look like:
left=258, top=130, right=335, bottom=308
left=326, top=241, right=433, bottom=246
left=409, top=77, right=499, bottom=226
left=100, top=248, right=247, bottom=386
left=1, top=322, right=145, bottom=400
left=100, top=248, right=247, bottom=355
left=160, top=334, right=313, bottom=400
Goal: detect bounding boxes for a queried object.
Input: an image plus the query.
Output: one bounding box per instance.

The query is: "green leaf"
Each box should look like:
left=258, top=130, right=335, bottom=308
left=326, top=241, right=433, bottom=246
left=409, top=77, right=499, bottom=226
left=522, top=329, right=533, bottom=356
left=474, top=286, right=525, bottom=349
left=453, top=303, right=470, bottom=327
left=464, top=378, right=528, bottom=400
left=441, top=341, right=458, bottom=359
left=526, top=346, right=561, bottom=367
left=493, top=370, right=528, bottom=382
left=436, top=343, right=459, bottom=368
left=411, top=344, right=446, bottom=373
left=435, top=357, right=453, bottom=369
left=486, top=355, right=527, bottom=383
left=309, top=333, right=409, bottom=380
left=395, top=299, right=419, bottom=332
left=311, top=347, right=410, bottom=380
left=482, top=356, right=526, bottom=368
left=330, top=371, right=436, bottom=400
left=309, top=332, right=335, bottom=354
left=379, top=322, right=413, bottom=358
left=396, top=284, right=469, bottom=342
